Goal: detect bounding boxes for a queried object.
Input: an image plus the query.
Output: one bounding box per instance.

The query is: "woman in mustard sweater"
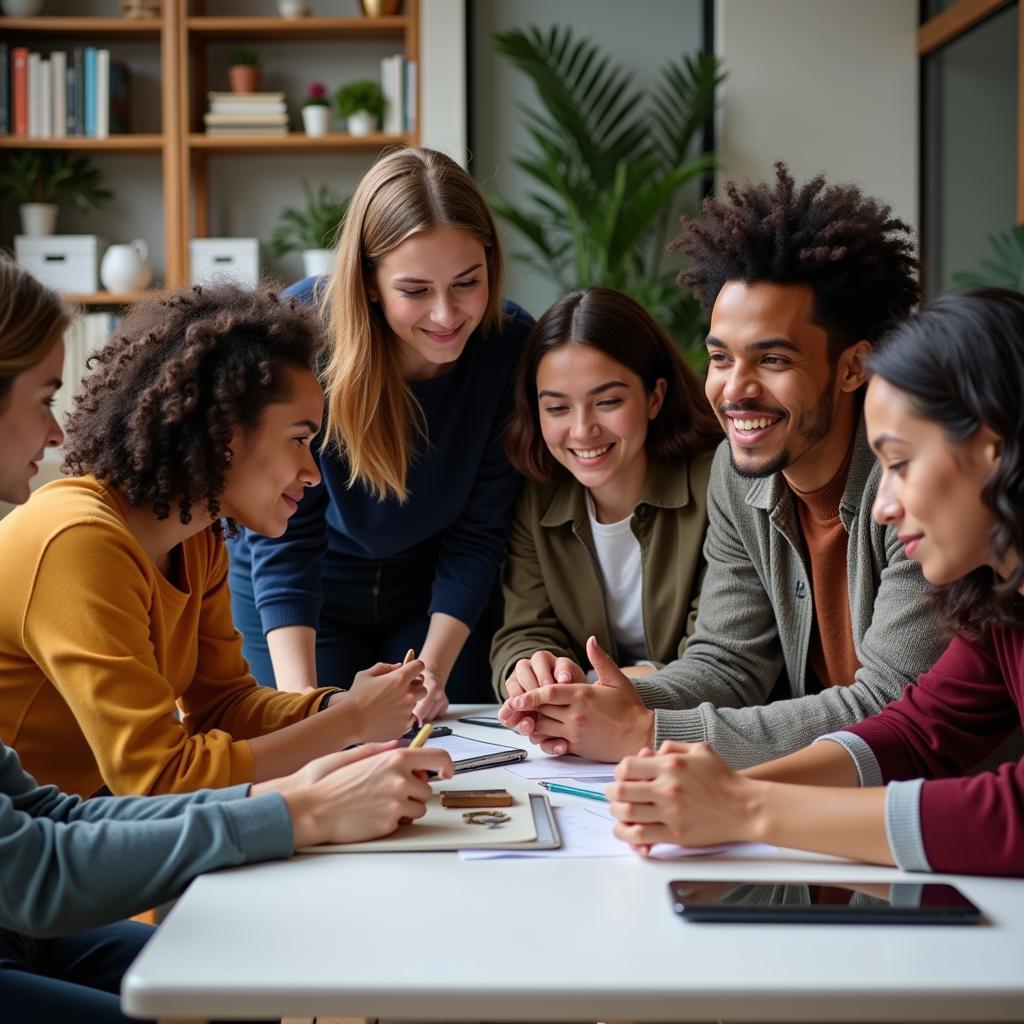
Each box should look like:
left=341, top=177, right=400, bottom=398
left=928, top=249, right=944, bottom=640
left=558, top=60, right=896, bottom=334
left=0, top=279, right=425, bottom=797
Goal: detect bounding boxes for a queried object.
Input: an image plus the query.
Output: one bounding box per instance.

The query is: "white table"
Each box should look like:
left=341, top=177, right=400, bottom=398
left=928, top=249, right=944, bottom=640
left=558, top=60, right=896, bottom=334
left=122, top=707, right=1024, bottom=1023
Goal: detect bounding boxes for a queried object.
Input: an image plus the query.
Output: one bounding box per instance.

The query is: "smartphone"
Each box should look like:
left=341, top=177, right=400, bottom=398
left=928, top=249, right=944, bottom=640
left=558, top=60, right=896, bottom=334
left=456, top=715, right=507, bottom=729
left=667, top=880, right=983, bottom=925
left=400, top=724, right=452, bottom=740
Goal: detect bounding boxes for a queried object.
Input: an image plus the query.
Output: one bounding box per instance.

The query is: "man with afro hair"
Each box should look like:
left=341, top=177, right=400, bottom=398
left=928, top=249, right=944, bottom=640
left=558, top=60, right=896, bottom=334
left=503, top=164, right=950, bottom=769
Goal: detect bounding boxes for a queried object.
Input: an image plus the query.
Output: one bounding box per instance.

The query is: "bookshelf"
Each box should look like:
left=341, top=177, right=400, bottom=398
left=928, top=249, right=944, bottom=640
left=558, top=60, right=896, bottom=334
left=1, top=1, right=421, bottom=291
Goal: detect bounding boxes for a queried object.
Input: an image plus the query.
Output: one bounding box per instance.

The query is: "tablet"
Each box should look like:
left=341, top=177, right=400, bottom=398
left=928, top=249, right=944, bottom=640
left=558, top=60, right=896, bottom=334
left=401, top=731, right=528, bottom=773
left=667, top=880, right=983, bottom=925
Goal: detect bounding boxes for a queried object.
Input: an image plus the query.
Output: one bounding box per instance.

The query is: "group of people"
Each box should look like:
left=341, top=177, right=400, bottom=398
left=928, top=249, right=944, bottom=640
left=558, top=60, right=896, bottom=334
left=0, top=145, right=1021, bottom=1022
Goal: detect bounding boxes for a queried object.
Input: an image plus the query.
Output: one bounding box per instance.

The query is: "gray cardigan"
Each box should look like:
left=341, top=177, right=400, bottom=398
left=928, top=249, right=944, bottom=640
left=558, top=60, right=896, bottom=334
left=633, top=428, right=950, bottom=768
left=0, top=741, right=293, bottom=938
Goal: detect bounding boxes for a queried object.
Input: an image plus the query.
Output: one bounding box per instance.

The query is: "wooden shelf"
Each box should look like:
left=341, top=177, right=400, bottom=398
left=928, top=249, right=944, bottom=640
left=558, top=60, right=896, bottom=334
left=65, top=291, right=152, bottom=306
left=0, top=134, right=165, bottom=151
left=185, top=16, right=407, bottom=41
left=187, top=131, right=411, bottom=153
left=0, top=17, right=162, bottom=38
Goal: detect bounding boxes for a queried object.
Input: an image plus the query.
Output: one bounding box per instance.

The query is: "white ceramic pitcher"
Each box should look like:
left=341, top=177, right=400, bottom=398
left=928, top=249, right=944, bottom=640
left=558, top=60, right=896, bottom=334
left=100, top=239, right=153, bottom=294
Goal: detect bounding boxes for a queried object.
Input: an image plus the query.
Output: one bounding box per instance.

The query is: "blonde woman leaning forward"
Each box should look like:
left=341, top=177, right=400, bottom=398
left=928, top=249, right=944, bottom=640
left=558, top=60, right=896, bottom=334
left=491, top=288, right=722, bottom=753
left=0, top=275, right=426, bottom=798
left=0, top=258, right=452, bottom=1024
left=229, top=148, right=533, bottom=719
left=607, top=289, right=1024, bottom=877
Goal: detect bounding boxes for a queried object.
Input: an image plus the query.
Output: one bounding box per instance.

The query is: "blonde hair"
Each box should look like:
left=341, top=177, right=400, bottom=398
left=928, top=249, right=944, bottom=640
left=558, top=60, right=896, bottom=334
left=0, top=256, right=71, bottom=405
left=321, top=147, right=505, bottom=502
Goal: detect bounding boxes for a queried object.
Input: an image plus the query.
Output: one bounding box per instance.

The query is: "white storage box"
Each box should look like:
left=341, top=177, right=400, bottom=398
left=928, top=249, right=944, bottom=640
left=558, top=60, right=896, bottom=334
left=15, top=235, right=100, bottom=293
left=190, top=238, right=260, bottom=287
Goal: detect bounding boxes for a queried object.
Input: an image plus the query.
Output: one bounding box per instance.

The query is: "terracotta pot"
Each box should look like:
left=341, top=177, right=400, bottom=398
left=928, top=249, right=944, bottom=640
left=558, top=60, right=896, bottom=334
left=228, top=65, right=262, bottom=94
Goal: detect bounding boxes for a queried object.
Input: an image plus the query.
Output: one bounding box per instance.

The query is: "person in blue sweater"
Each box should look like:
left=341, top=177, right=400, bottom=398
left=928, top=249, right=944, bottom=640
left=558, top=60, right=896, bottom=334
left=229, top=148, right=533, bottom=718
left=0, top=257, right=453, bottom=1024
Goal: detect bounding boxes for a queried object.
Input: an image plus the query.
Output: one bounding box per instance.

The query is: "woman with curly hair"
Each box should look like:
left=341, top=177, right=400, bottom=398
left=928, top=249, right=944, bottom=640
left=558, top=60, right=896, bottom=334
left=490, top=288, right=721, bottom=725
left=0, top=278, right=425, bottom=798
left=608, top=288, right=1024, bottom=877
left=228, top=147, right=533, bottom=719
left=0, top=260, right=451, bottom=1024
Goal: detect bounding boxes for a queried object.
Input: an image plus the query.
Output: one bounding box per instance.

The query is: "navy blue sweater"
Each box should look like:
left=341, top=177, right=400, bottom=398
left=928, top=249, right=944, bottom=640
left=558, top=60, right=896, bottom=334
left=232, top=276, right=532, bottom=634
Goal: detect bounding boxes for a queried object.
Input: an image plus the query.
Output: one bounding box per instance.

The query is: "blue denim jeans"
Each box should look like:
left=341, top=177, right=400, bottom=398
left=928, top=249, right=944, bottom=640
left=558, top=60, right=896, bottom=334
left=0, top=920, right=155, bottom=1024
left=228, top=539, right=502, bottom=704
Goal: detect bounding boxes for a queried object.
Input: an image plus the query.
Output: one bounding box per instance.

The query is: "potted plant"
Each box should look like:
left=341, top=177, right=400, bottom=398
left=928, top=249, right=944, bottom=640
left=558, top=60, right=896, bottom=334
left=228, top=49, right=262, bottom=94
left=301, top=81, right=330, bottom=137
left=334, top=79, right=385, bottom=136
left=272, top=180, right=351, bottom=278
left=0, top=150, right=112, bottom=236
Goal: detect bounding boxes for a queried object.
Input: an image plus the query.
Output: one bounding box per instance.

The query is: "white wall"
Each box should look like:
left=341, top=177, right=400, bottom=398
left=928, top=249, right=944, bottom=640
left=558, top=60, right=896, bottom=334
left=715, top=0, right=919, bottom=232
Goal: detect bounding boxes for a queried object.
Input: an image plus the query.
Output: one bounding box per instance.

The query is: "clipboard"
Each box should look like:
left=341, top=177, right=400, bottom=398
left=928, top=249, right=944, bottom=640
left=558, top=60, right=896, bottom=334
left=297, top=791, right=560, bottom=854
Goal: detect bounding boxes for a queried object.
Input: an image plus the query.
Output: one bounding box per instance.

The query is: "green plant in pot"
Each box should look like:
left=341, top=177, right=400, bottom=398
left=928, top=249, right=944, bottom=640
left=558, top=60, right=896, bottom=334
left=335, top=79, right=385, bottom=136
left=272, top=180, right=350, bottom=278
left=490, top=26, right=723, bottom=363
left=229, top=48, right=262, bottom=94
left=0, top=149, right=112, bottom=236
left=951, top=225, right=1024, bottom=293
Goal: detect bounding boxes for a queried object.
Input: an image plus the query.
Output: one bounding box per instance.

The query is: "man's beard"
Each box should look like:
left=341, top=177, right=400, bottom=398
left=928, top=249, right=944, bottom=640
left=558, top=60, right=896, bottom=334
left=727, top=370, right=836, bottom=479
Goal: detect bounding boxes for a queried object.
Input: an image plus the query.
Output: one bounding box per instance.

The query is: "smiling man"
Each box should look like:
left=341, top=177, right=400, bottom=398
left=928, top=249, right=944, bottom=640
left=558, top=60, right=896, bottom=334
left=503, top=164, right=951, bottom=768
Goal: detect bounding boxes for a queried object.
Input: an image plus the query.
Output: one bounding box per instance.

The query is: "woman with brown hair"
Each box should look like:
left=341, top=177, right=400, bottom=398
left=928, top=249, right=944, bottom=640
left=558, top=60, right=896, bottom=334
left=228, top=147, right=533, bottom=719
left=0, top=276, right=425, bottom=799
left=493, top=287, right=722, bottom=756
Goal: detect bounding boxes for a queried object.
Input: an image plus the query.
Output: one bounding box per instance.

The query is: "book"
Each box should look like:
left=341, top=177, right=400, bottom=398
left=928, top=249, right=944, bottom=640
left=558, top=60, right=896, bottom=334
left=208, top=100, right=286, bottom=115
left=95, top=49, right=109, bottom=139
left=72, top=48, right=85, bottom=138
left=404, top=57, right=417, bottom=134
left=109, top=60, right=130, bottom=134
left=0, top=45, right=9, bottom=135
left=207, top=90, right=285, bottom=103
left=39, top=58, right=52, bottom=139
left=51, top=51, right=66, bottom=140
left=66, top=63, right=78, bottom=136
left=12, top=47, right=28, bottom=136
left=203, top=112, right=288, bottom=125
left=28, top=52, right=40, bottom=138
left=83, top=47, right=96, bottom=137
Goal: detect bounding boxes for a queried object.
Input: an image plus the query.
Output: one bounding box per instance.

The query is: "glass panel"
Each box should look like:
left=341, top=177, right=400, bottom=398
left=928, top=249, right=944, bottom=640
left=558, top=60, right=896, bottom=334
left=922, top=2, right=1018, bottom=295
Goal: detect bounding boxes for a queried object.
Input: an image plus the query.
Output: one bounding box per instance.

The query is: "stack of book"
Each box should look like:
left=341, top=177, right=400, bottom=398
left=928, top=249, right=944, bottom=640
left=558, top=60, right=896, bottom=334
left=0, top=44, right=130, bottom=138
left=380, top=55, right=417, bottom=135
left=203, top=92, right=288, bottom=135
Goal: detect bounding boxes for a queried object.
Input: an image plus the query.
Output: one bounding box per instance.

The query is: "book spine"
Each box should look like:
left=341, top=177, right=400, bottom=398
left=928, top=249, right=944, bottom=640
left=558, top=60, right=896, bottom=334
left=51, top=51, right=66, bottom=140
left=65, top=64, right=77, bottom=137
left=84, top=47, right=96, bottom=138
left=95, top=49, right=109, bottom=139
left=28, top=52, right=40, bottom=138
left=72, top=48, right=84, bottom=138
left=39, top=58, right=51, bottom=139
left=0, top=45, right=9, bottom=135
left=109, top=61, right=130, bottom=135
left=404, top=58, right=417, bottom=135
left=12, top=47, right=28, bottom=137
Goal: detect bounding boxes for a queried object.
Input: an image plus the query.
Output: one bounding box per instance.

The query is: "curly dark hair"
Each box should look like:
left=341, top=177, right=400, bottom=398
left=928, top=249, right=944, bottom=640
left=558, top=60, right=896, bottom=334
left=869, top=288, right=1024, bottom=635
left=62, top=282, right=324, bottom=530
left=671, top=162, right=920, bottom=360
left=507, top=287, right=722, bottom=483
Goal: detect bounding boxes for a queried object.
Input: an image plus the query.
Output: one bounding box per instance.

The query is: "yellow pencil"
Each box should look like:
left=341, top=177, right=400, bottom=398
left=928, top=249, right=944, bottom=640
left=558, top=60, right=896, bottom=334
left=403, top=648, right=416, bottom=665
left=408, top=722, right=433, bottom=748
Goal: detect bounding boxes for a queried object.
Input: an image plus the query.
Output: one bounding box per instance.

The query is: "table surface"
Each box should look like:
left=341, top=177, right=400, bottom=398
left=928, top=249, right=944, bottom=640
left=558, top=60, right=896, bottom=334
left=122, top=706, right=1024, bottom=1022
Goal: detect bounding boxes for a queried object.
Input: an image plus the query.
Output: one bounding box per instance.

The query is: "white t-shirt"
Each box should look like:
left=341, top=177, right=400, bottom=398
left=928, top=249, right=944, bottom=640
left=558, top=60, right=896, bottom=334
left=585, top=491, right=649, bottom=668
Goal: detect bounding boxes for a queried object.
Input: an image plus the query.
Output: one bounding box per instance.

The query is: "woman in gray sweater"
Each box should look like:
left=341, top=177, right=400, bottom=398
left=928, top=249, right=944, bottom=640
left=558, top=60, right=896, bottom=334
left=0, top=259, right=453, bottom=1023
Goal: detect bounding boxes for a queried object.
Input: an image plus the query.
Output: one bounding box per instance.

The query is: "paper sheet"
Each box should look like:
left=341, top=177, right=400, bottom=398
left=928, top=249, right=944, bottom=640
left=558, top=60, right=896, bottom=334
left=424, top=733, right=520, bottom=760
left=502, top=754, right=618, bottom=780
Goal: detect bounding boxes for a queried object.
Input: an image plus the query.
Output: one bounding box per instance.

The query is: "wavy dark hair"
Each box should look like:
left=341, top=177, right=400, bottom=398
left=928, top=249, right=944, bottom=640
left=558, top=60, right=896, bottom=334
left=671, top=162, right=920, bottom=360
left=507, top=287, right=722, bottom=482
left=868, top=287, right=1024, bottom=634
left=62, top=282, right=324, bottom=531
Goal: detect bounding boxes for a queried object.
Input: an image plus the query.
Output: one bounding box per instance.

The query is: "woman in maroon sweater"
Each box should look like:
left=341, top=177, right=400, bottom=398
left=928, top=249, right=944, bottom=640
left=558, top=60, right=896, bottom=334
left=606, top=287, right=1024, bottom=876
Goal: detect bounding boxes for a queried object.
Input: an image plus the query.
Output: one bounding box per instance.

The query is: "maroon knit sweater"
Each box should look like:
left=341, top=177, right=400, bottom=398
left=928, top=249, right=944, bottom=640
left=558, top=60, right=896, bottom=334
left=846, top=627, right=1023, bottom=876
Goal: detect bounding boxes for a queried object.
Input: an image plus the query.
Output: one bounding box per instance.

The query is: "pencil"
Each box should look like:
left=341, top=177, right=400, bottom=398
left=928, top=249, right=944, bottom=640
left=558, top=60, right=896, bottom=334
left=538, top=781, right=608, bottom=803
left=403, top=648, right=416, bottom=665
left=408, top=722, right=433, bottom=748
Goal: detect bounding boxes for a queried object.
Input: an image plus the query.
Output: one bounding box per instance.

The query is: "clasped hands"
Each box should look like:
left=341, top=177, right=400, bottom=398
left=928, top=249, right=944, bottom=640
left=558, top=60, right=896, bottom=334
left=498, top=635, right=655, bottom=761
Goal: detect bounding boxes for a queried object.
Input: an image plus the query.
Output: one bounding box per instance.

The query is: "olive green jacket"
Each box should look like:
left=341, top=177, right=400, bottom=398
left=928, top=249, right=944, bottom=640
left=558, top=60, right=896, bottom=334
left=490, top=453, right=715, bottom=698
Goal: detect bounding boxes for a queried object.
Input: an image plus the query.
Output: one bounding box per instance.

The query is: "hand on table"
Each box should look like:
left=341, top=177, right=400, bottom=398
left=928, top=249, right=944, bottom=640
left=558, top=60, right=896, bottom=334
left=341, top=659, right=426, bottom=740
left=413, top=666, right=449, bottom=724
left=274, top=742, right=454, bottom=847
left=501, top=636, right=654, bottom=761
left=607, top=740, right=752, bottom=853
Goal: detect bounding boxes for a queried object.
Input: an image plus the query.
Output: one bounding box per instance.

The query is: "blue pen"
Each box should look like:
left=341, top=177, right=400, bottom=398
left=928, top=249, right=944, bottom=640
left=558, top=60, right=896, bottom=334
left=538, top=781, right=609, bottom=803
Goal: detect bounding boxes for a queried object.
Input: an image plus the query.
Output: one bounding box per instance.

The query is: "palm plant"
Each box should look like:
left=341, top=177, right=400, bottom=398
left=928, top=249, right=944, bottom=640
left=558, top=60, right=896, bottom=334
left=951, top=225, right=1024, bottom=292
left=490, top=26, right=724, bottom=357
left=0, top=149, right=111, bottom=211
left=271, top=180, right=350, bottom=256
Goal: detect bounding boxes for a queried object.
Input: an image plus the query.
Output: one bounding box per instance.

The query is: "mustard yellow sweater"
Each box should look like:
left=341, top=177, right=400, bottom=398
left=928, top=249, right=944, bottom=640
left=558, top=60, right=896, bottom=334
left=0, top=476, right=330, bottom=797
